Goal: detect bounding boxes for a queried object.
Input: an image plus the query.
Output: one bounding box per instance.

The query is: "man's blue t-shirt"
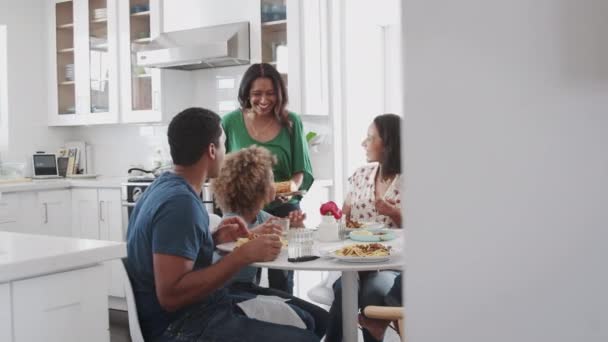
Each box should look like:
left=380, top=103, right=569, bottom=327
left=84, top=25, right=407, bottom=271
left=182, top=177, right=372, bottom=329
left=125, top=172, right=227, bottom=340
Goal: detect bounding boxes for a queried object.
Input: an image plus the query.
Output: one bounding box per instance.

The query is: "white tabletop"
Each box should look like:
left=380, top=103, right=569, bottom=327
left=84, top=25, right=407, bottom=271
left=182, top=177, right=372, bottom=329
left=219, top=230, right=405, bottom=271
left=0, top=232, right=126, bottom=283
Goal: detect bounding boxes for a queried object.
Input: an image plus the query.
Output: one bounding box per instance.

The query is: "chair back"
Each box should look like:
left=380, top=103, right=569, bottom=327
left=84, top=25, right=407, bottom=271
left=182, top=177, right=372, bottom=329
left=120, top=258, right=145, bottom=342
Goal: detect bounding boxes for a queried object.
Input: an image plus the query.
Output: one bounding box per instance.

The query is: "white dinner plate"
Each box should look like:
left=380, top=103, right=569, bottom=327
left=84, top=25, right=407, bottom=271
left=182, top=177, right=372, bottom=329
left=332, top=254, right=391, bottom=263
left=216, top=241, right=236, bottom=253
left=361, top=222, right=385, bottom=229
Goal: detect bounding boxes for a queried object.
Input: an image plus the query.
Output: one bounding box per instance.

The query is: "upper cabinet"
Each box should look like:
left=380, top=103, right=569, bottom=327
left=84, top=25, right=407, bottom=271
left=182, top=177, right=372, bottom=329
left=48, top=0, right=119, bottom=126
left=118, top=0, right=192, bottom=124
left=260, top=0, right=329, bottom=116
left=49, top=0, right=191, bottom=126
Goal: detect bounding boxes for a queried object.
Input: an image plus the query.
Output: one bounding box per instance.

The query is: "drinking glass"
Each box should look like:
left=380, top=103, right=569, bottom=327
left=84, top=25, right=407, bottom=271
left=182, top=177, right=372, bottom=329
left=288, top=228, right=314, bottom=259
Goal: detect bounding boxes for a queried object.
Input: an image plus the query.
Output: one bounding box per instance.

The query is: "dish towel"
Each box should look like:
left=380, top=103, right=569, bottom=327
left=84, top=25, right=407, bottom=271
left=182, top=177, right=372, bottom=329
left=236, top=295, right=306, bottom=329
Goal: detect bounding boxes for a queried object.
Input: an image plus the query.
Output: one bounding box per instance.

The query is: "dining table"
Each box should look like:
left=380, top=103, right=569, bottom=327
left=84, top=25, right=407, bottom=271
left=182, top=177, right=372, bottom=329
left=218, top=229, right=405, bottom=342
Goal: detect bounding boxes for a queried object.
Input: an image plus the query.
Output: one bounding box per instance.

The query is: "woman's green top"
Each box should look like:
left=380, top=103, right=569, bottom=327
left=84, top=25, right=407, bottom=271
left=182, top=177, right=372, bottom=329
left=221, top=109, right=314, bottom=209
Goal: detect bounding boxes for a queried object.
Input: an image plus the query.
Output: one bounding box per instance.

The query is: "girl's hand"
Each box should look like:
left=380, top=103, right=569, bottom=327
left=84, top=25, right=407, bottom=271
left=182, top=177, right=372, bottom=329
left=288, top=210, right=307, bottom=228
left=251, top=219, right=282, bottom=236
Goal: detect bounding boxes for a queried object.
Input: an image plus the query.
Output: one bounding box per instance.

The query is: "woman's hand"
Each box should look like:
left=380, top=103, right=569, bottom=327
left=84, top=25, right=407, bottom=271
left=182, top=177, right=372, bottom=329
left=375, top=198, right=399, bottom=217
left=288, top=210, right=307, bottom=228
left=213, top=216, right=249, bottom=245
left=375, top=198, right=402, bottom=226
left=251, top=219, right=282, bottom=236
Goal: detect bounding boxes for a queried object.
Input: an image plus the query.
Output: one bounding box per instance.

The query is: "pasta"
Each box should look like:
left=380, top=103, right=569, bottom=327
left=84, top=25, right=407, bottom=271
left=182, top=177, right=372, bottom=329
left=235, top=233, right=288, bottom=248
left=334, top=243, right=390, bottom=257
left=346, top=219, right=363, bottom=228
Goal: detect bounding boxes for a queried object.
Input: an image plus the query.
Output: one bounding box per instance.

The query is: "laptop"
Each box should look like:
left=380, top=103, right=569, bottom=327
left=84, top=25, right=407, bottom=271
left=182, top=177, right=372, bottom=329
left=32, top=153, right=63, bottom=179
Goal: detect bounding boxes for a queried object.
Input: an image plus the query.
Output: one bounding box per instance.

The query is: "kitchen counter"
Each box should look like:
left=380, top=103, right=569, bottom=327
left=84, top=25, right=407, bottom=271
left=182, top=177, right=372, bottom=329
left=0, top=231, right=126, bottom=283
left=0, top=176, right=127, bottom=193
left=0, top=232, right=125, bottom=342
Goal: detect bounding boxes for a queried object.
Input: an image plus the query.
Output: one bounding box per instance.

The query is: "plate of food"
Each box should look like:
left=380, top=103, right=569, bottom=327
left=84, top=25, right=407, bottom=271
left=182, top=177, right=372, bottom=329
left=349, top=229, right=396, bottom=242
left=332, top=243, right=392, bottom=263
left=216, top=233, right=288, bottom=253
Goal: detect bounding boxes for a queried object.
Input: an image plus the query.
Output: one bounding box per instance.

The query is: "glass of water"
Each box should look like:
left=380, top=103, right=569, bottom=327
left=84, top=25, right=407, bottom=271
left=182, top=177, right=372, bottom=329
left=288, top=228, right=314, bottom=259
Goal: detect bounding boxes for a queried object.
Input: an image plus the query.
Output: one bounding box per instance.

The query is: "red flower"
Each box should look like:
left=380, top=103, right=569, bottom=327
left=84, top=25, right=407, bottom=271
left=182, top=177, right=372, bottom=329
left=320, top=201, right=342, bottom=219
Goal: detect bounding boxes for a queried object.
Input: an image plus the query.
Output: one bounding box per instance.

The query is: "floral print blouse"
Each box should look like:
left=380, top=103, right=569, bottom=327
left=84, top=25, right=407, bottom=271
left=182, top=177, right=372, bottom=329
left=347, top=163, right=402, bottom=228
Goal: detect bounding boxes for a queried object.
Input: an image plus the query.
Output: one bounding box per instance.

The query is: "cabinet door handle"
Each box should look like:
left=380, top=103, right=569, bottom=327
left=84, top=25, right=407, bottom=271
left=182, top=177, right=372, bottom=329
left=99, top=201, right=105, bottom=222
left=43, top=203, right=48, bottom=224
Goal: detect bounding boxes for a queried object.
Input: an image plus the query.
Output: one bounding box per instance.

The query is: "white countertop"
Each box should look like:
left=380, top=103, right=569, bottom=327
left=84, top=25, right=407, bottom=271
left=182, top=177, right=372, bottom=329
left=0, top=176, right=127, bottom=193
left=0, top=232, right=126, bottom=283
left=0, top=176, right=333, bottom=193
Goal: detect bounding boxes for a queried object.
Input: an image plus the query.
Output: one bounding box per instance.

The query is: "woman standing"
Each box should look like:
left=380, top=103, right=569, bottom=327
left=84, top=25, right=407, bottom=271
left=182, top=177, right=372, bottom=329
left=222, top=63, right=314, bottom=294
left=326, top=113, right=403, bottom=342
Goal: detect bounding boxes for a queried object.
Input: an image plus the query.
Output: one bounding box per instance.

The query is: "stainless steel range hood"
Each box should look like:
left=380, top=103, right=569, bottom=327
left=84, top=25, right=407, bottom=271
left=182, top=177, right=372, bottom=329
left=136, top=22, right=250, bottom=70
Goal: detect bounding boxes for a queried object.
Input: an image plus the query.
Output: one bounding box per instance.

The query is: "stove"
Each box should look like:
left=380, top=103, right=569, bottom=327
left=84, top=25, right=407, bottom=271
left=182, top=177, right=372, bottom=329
left=121, top=176, right=217, bottom=220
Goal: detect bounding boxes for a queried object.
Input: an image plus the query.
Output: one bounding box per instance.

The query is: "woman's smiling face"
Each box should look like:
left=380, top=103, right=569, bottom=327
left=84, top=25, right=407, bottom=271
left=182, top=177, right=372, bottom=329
left=249, top=77, right=276, bottom=116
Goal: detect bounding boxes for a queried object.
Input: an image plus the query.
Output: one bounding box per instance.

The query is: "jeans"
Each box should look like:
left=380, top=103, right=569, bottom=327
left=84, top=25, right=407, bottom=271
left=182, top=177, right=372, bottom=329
left=155, top=288, right=321, bottom=342
left=265, top=201, right=300, bottom=294
left=325, top=270, right=400, bottom=342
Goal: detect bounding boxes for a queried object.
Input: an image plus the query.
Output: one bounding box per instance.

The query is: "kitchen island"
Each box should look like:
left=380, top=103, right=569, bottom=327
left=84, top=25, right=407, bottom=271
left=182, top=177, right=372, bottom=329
left=0, top=231, right=126, bottom=342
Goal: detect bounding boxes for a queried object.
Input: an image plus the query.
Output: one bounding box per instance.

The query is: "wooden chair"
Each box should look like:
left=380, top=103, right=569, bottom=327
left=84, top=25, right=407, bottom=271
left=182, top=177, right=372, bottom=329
left=363, top=306, right=406, bottom=341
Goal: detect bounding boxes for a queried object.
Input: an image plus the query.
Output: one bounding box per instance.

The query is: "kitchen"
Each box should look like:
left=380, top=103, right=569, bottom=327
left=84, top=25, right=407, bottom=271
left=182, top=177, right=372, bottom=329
left=3, top=1, right=608, bottom=342
left=0, top=0, right=403, bottom=341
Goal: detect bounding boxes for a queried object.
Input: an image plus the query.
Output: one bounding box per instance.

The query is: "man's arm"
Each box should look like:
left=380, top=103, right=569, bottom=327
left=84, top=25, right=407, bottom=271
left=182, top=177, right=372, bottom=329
left=153, top=235, right=282, bottom=312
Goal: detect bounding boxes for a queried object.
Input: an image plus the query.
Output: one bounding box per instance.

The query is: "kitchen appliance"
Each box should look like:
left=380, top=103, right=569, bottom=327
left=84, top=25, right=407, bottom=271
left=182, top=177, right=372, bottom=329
left=136, top=22, right=250, bottom=70
left=121, top=168, right=216, bottom=222
left=32, top=153, right=62, bottom=179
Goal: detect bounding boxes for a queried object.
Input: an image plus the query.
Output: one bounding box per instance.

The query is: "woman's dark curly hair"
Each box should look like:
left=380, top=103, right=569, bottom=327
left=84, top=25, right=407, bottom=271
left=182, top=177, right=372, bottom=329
left=374, top=114, right=402, bottom=178
left=212, top=146, right=276, bottom=215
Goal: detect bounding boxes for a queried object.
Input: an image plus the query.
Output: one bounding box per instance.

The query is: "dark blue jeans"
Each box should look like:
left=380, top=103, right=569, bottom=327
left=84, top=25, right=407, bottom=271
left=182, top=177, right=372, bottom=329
left=155, top=288, right=320, bottom=342
left=265, top=201, right=300, bottom=294
left=325, top=270, right=400, bottom=342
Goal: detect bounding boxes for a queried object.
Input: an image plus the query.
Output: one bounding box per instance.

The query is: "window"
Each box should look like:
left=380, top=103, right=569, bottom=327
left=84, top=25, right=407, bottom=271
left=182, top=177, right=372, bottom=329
left=0, top=25, right=8, bottom=150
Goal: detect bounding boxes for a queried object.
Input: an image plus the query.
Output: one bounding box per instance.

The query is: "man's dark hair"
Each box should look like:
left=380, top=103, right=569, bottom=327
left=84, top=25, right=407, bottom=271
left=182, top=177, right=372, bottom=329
left=374, top=113, right=402, bottom=177
left=168, top=107, right=222, bottom=166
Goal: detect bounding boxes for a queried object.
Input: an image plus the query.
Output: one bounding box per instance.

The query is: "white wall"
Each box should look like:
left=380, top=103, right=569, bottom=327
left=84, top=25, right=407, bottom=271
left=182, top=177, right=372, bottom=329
left=342, top=0, right=402, bottom=179
left=403, top=1, right=608, bottom=341
left=0, top=0, right=71, bottom=171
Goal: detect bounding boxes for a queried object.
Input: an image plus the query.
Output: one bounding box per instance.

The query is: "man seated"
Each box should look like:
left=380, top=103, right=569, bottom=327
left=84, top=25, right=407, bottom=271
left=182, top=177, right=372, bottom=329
left=125, top=107, right=325, bottom=341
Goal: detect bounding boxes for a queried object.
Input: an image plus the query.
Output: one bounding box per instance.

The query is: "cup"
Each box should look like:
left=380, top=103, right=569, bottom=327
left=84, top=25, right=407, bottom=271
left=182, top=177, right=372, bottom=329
left=277, top=217, right=290, bottom=233
left=288, top=228, right=314, bottom=259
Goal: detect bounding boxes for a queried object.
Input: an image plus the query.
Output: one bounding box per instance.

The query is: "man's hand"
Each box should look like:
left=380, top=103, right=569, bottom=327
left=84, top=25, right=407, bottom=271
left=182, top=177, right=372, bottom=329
left=288, top=210, right=306, bottom=228
left=251, top=219, right=282, bottom=236
left=212, top=216, right=249, bottom=245
left=234, top=234, right=282, bottom=263
left=375, top=198, right=399, bottom=217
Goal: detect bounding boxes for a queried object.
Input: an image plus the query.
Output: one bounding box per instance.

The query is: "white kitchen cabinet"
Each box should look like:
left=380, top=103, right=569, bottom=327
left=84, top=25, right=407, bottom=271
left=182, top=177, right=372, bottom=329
left=0, top=283, right=11, bottom=342
left=0, top=192, right=20, bottom=232
left=258, top=0, right=329, bottom=116
left=119, top=0, right=192, bottom=124
left=99, top=188, right=126, bottom=298
left=71, top=188, right=126, bottom=298
left=47, top=0, right=120, bottom=126
left=36, top=190, right=72, bottom=237
left=12, top=264, right=109, bottom=342
left=71, top=188, right=100, bottom=239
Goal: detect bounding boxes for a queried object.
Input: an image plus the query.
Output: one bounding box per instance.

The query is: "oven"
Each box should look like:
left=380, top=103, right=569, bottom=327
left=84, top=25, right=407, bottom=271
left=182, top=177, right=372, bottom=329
left=121, top=179, right=216, bottom=223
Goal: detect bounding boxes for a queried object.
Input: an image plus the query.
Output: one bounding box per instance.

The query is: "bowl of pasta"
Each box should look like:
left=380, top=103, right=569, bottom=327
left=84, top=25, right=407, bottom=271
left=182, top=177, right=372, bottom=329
left=332, top=243, right=392, bottom=263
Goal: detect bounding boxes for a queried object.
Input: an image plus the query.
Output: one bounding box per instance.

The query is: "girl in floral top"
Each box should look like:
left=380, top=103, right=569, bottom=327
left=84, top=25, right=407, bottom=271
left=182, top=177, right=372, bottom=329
left=326, top=114, right=403, bottom=342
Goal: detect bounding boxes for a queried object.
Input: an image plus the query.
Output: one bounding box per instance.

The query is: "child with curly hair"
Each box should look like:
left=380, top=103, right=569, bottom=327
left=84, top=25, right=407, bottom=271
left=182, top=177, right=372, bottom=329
left=212, top=145, right=306, bottom=285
